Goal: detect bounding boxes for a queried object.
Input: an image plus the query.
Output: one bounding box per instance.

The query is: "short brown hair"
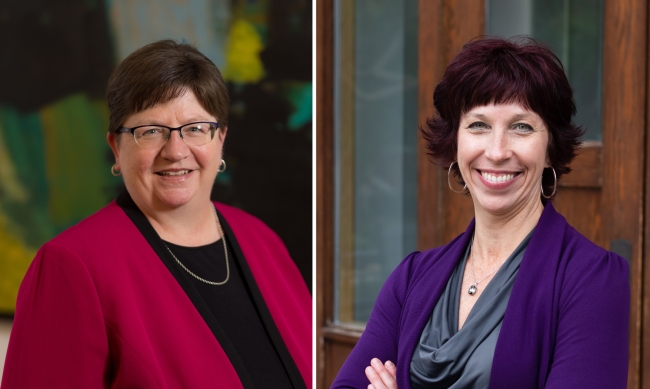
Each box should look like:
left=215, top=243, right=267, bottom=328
left=106, top=40, right=229, bottom=134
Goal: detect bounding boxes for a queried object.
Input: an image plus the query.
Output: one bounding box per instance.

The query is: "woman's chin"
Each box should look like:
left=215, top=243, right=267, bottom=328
left=153, top=189, right=199, bottom=209
left=473, top=195, right=519, bottom=216
left=473, top=191, right=542, bottom=217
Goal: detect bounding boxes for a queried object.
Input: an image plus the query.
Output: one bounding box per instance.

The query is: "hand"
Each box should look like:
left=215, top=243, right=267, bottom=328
left=365, top=358, right=398, bottom=389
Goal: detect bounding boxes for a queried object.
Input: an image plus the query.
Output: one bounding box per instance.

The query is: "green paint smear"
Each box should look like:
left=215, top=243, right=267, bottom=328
left=0, top=105, right=53, bottom=246
left=286, top=82, right=313, bottom=130
left=41, top=94, right=117, bottom=230
left=0, top=94, right=121, bottom=312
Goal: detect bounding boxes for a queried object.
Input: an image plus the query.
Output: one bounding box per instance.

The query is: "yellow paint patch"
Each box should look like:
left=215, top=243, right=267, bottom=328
left=0, top=214, right=35, bottom=313
left=0, top=122, right=28, bottom=202
left=223, top=19, right=265, bottom=83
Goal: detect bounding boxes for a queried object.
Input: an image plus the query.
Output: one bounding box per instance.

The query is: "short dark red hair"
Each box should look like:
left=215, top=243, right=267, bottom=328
left=423, top=36, right=584, bottom=197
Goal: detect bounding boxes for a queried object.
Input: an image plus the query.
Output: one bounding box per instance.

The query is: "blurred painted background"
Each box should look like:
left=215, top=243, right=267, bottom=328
left=0, top=0, right=312, bottom=313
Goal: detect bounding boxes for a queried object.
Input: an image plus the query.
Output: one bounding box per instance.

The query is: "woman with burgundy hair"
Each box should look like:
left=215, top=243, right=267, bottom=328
left=332, top=37, right=629, bottom=388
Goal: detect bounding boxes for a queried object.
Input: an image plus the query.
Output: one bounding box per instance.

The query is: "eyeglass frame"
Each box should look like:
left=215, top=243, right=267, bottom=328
left=116, top=121, right=221, bottom=148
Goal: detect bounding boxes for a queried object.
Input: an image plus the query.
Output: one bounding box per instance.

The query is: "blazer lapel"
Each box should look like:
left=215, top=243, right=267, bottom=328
left=116, top=191, right=257, bottom=389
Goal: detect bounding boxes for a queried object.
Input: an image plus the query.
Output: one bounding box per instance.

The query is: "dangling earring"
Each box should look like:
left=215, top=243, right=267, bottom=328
left=111, top=164, right=122, bottom=177
left=541, top=167, right=557, bottom=199
left=218, top=159, right=226, bottom=173
left=448, top=162, right=466, bottom=194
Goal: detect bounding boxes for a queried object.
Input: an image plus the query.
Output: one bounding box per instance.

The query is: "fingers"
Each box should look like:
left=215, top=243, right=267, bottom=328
left=364, top=358, right=398, bottom=389
left=384, top=360, right=397, bottom=378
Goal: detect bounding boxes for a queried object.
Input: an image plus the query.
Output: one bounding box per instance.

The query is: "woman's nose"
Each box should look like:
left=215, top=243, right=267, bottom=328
left=160, top=130, right=189, bottom=160
left=485, top=131, right=511, bottom=161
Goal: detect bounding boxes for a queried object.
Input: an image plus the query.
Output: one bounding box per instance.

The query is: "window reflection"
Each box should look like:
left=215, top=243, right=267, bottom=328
left=487, top=0, right=604, bottom=140
left=333, top=0, right=419, bottom=324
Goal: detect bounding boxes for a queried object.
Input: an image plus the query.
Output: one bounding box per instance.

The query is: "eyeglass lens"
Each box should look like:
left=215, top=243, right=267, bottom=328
left=133, top=123, right=216, bottom=148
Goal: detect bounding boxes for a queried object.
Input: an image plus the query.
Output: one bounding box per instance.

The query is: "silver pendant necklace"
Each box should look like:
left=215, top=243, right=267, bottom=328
left=468, top=250, right=502, bottom=295
left=163, top=206, right=230, bottom=286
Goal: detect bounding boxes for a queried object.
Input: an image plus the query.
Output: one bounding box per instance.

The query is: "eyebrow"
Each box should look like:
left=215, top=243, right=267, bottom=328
left=464, top=112, right=534, bottom=121
left=126, top=118, right=215, bottom=127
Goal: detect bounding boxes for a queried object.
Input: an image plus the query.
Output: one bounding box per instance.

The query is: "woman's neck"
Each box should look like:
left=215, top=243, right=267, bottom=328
left=136, top=197, right=220, bottom=247
left=471, top=198, right=544, bottom=266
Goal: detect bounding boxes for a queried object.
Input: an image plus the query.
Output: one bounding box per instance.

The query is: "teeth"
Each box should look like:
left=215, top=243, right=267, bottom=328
left=481, top=172, right=515, bottom=183
left=159, top=170, right=190, bottom=176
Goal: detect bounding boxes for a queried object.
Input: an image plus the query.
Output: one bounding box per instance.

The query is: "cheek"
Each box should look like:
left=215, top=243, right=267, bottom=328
left=529, top=139, right=549, bottom=167
left=194, top=147, right=222, bottom=167
left=456, top=136, right=481, bottom=163
left=123, top=150, right=158, bottom=173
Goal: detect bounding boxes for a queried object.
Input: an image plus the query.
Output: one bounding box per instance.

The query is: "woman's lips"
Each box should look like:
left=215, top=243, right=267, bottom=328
left=480, top=171, right=517, bottom=183
left=476, top=170, right=521, bottom=187
left=156, top=169, right=192, bottom=176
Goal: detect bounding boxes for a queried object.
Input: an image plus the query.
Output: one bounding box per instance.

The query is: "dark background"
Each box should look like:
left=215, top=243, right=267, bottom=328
left=0, top=0, right=312, bottom=314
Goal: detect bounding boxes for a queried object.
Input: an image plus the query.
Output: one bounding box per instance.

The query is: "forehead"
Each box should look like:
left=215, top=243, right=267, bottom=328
left=124, top=90, right=215, bottom=127
left=461, top=103, right=544, bottom=122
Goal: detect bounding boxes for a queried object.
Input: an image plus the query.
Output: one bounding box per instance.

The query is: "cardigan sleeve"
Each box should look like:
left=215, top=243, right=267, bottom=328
left=1, top=241, right=110, bottom=388
left=544, top=250, right=629, bottom=388
left=330, top=252, right=418, bottom=389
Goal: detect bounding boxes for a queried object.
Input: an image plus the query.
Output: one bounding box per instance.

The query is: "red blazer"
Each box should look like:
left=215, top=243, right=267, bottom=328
left=1, top=200, right=311, bottom=388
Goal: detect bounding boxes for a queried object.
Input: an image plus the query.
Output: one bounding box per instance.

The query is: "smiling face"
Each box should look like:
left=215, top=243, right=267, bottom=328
left=457, top=103, right=549, bottom=217
left=107, top=90, right=226, bottom=214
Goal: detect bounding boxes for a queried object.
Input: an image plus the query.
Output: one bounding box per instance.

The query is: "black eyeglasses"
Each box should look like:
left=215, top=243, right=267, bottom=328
left=117, top=121, right=220, bottom=149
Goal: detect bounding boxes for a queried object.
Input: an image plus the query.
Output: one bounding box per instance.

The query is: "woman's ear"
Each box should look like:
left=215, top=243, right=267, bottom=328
left=219, top=126, right=228, bottom=143
left=107, top=132, right=120, bottom=166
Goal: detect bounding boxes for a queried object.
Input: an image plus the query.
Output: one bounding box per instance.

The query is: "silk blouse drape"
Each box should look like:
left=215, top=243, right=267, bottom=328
left=410, top=232, right=531, bottom=388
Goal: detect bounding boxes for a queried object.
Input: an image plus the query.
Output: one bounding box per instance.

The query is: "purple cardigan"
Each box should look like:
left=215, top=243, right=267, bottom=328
left=332, top=203, right=629, bottom=388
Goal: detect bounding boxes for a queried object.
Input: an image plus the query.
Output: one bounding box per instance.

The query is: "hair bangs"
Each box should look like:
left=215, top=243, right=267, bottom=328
left=136, top=84, right=187, bottom=114
left=423, top=36, right=584, bottom=199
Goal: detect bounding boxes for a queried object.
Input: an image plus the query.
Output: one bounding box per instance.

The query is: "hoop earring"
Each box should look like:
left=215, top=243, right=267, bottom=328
left=541, top=167, right=557, bottom=199
left=448, top=162, right=466, bottom=194
left=218, top=159, right=226, bottom=173
left=111, top=164, right=122, bottom=177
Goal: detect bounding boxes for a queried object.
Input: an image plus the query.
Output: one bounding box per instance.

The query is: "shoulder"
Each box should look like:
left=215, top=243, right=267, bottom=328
left=560, top=223, right=629, bottom=288
left=378, top=231, right=469, bottom=303
left=42, top=201, right=136, bottom=268
left=52, top=201, right=127, bottom=244
left=535, top=202, right=628, bottom=284
left=402, top=230, right=469, bottom=282
left=215, top=202, right=267, bottom=226
left=214, top=202, right=285, bottom=246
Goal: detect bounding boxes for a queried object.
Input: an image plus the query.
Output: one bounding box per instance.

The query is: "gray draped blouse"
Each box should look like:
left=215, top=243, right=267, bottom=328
left=410, top=231, right=533, bottom=388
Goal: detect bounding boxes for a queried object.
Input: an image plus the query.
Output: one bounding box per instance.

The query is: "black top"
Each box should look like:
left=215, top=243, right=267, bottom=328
left=164, top=239, right=293, bottom=389
left=116, top=191, right=305, bottom=389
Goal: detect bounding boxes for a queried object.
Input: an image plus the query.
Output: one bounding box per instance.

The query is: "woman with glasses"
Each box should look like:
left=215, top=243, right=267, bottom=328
left=1, top=40, right=311, bottom=389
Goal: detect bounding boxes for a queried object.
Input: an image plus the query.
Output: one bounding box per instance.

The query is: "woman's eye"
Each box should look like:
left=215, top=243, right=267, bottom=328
left=468, top=122, right=488, bottom=130
left=513, top=123, right=533, bottom=132
left=137, top=127, right=164, bottom=137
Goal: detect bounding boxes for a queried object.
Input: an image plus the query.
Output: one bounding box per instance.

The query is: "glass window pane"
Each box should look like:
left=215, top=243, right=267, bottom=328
left=333, top=0, right=418, bottom=325
left=487, top=0, right=604, bottom=141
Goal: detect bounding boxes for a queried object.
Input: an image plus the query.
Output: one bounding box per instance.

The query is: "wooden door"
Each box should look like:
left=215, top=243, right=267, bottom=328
left=416, top=1, right=645, bottom=388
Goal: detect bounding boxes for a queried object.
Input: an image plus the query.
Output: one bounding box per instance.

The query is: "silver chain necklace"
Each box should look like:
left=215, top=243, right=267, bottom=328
left=468, top=250, right=502, bottom=295
left=163, top=207, right=230, bottom=286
